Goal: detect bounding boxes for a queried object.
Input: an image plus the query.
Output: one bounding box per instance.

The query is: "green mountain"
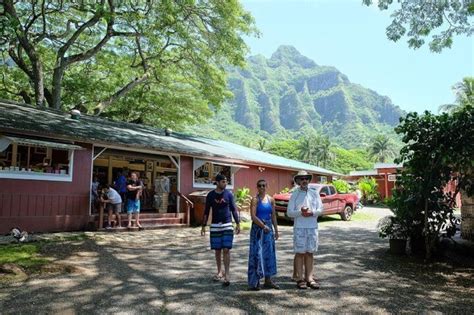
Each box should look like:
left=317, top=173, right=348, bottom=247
left=186, top=45, right=404, bottom=150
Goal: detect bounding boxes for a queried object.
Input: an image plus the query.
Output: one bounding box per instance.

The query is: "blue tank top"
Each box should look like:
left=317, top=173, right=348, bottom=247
left=256, top=195, right=272, bottom=221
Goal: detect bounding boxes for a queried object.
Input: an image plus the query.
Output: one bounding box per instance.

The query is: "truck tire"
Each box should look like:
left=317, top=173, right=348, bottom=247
left=341, top=205, right=353, bottom=221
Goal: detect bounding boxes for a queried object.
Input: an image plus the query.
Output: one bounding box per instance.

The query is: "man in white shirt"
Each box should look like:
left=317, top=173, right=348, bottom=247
left=101, top=185, right=123, bottom=229
left=287, top=170, right=323, bottom=289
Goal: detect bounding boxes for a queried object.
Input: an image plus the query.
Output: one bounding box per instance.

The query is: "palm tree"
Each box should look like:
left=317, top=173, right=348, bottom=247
left=257, top=139, right=266, bottom=151
left=370, top=135, right=394, bottom=163
left=298, top=137, right=316, bottom=163
left=439, top=77, right=474, bottom=113
left=315, top=136, right=333, bottom=167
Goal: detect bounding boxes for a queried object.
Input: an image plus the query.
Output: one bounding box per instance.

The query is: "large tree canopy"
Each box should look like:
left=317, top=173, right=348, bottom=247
left=0, top=0, right=256, bottom=128
left=363, top=0, right=474, bottom=52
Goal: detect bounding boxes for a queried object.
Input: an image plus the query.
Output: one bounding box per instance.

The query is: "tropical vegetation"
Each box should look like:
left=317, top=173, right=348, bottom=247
left=0, top=0, right=257, bottom=127
left=387, top=105, right=474, bottom=259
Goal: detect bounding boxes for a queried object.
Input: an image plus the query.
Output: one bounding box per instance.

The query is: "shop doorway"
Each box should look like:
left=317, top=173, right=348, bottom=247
left=92, top=148, right=178, bottom=213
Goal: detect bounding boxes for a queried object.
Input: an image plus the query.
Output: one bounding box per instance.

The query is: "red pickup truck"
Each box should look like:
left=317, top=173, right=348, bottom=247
left=273, top=184, right=359, bottom=221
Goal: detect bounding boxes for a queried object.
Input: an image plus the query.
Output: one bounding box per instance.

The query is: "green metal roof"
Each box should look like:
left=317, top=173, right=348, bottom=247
left=0, top=100, right=340, bottom=176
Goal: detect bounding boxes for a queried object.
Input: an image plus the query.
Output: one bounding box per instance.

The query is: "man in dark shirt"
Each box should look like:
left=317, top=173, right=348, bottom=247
left=201, top=174, right=240, bottom=287
left=126, top=172, right=143, bottom=229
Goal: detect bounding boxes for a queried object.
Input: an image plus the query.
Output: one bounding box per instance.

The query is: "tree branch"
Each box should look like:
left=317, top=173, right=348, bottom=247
left=94, top=72, right=150, bottom=115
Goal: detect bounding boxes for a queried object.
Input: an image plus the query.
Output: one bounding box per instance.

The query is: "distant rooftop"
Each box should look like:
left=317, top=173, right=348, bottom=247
left=348, top=170, right=378, bottom=176
left=374, top=163, right=403, bottom=169
left=0, top=100, right=340, bottom=176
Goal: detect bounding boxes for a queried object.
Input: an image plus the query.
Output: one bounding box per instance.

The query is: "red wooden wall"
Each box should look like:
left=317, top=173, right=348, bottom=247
left=0, top=143, right=92, bottom=233
left=179, top=155, right=328, bottom=200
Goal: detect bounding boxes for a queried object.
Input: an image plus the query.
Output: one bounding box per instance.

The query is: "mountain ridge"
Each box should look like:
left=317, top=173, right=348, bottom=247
left=186, top=45, right=404, bottom=150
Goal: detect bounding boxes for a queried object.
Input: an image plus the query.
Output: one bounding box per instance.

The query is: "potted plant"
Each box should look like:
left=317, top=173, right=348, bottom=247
left=377, top=215, right=409, bottom=255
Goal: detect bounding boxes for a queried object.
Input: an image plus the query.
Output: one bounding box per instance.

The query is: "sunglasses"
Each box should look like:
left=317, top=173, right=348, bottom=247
left=300, top=177, right=310, bottom=181
left=257, top=184, right=267, bottom=188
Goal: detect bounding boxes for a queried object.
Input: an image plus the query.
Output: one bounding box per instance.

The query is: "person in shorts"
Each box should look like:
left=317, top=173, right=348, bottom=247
left=200, top=174, right=240, bottom=287
left=101, top=184, right=122, bottom=229
left=126, top=172, right=143, bottom=229
left=287, top=170, right=323, bottom=290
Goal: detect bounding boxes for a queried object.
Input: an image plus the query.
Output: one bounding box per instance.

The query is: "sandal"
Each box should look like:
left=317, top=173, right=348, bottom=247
left=307, top=280, right=320, bottom=290
left=296, top=280, right=307, bottom=290
left=212, top=274, right=224, bottom=282
left=223, top=280, right=230, bottom=287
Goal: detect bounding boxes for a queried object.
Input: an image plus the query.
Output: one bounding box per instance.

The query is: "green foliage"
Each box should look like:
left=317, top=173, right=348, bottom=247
left=279, top=187, right=291, bottom=193
left=370, top=134, right=396, bottom=163
left=377, top=215, right=409, bottom=239
left=363, top=0, right=474, bottom=52
left=266, top=139, right=301, bottom=161
left=188, top=45, right=404, bottom=150
left=235, top=187, right=252, bottom=211
left=327, top=147, right=373, bottom=174
left=439, top=77, right=474, bottom=113
left=357, top=177, right=380, bottom=203
left=391, top=104, right=474, bottom=259
left=0, top=1, right=257, bottom=128
left=332, top=179, right=351, bottom=193
left=0, top=244, right=48, bottom=268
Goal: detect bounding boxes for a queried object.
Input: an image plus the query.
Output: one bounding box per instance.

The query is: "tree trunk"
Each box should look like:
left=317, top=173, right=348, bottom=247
left=424, top=198, right=432, bottom=260
left=31, top=56, right=45, bottom=107
left=52, top=63, right=65, bottom=110
left=461, top=191, right=474, bottom=240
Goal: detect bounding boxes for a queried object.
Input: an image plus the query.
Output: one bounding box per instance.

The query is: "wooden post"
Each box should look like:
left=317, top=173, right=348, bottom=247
left=98, top=202, right=104, bottom=230
left=27, top=146, right=30, bottom=169
left=11, top=143, right=17, bottom=167
left=107, top=155, right=113, bottom=185
left=384, top=173, right=389, bottom=199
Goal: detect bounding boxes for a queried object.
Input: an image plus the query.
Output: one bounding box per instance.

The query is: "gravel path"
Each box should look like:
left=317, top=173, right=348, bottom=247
left=1, top=207, right=473, bottom=314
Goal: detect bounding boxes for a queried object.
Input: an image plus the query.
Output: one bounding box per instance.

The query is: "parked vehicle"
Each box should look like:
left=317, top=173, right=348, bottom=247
left=273, top=184, right=359, bottom=221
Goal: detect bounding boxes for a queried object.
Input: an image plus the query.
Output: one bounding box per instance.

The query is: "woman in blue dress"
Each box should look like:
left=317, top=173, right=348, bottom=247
left=247, top=179, right=280, bottom=290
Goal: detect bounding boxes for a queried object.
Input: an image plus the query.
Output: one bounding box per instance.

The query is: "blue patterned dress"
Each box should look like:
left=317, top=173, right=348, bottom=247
left=247, top=195, right=277, bottom=288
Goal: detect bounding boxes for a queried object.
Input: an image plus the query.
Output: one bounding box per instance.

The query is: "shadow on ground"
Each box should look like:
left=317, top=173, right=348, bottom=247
left=0, top=214, right=473, bottom=314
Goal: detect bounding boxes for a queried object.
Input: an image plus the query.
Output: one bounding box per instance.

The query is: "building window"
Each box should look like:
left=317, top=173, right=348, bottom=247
left=0, top=136, right=81, bottom=182
left=192, top=159, right=247, bottom=189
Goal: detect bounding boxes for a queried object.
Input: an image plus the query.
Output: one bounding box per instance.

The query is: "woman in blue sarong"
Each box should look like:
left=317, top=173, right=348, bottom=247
left=247, top=179, right=280, bottom=290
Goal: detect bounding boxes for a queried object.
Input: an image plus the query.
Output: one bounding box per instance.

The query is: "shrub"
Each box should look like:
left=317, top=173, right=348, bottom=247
left=357, top=177, right=380, bottom=203
left=235, top=187, right=252, bottom=212
left=377, top=215, right=409, bottom=239
left=332, top=179, right=351, bottom=193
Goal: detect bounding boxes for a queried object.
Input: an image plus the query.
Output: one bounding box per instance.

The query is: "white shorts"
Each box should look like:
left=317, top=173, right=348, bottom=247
left=293, top=228, right=319, bottom=253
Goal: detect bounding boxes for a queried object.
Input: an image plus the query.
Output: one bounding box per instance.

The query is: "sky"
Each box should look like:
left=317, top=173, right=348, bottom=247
left=241, top=0, right=473, bottom=113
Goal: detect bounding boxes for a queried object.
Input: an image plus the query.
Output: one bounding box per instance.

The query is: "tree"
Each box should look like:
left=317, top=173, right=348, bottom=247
left=298, top=136, right=317, bottom=164
left=266, top=139, right=300, bottom=160
left=393, top=105, right=474, bottom=260
left=0, top=1, right=256, bottom=127
left=439, top=76, right=474, bottom=113
left=257, top=138, right=266, bottom=151
left=370, top=135, right=395, bottom=163
left=328, top=147, right=373, bottom=174
left=363, top=0, right=474, bottom=52
left=314, top=136, right=332, bottom=167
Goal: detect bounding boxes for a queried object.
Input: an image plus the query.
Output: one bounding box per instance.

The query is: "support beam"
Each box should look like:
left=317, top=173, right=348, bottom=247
left=93, top=147, right=107, bottom=160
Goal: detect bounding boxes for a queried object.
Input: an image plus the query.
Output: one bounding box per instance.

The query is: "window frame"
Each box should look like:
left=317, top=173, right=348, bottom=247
left=192, top=158, right=236, bottom=190
left=0, top=142, right=75, bottom=182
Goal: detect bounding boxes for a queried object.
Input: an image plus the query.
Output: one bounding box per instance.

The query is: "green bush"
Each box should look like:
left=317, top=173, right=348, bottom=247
left=357, top=177, right=380, bottom=203
left=332, top=179, right=351, bottom=193
left=279, top=187, right=290, bottom=193
left=235, top=187, right=252, bottom=211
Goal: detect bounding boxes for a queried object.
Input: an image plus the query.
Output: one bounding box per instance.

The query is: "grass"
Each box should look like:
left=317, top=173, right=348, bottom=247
left=46, top=233, right=89, bottom=242
left=317, top=210, right=379, bottom=224
left=0, top=243, right=49, bottom=269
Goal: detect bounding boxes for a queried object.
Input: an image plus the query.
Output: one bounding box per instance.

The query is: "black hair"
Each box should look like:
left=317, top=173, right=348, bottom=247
left=257, top=179, right=266, bottom=186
